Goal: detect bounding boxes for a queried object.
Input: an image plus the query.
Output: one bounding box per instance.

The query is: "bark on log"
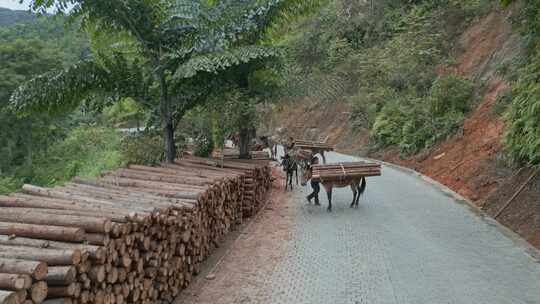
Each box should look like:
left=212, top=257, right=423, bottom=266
left=0, top=246, right=81, bottom=266
left=47, top=283, right=76, bottom=298
left=0, top=274, right=29, bottom=291
left=0, top=259, right=47, bottom=280
left=0, top=210, right=111, bottom=234
left=43, top=266, right=76, bottom=286
left=0, top=236, right=105, bottom=264
left=0, top=290, right=17, bottom=304
left=41, top=299, right=72, bottom=304
left=83, top=234, right=110, bottom=247
left=0, top=223, right=84, bottom=243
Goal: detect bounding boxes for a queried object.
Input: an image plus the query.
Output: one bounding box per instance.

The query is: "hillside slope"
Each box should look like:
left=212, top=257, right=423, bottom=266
left=265, top=6, right=540, bottom=249
left=0, top=7, right=34, bottom=27
left=380, top=8, right=519, bottom=204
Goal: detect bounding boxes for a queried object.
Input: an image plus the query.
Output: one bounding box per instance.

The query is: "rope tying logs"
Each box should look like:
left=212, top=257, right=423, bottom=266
left=311, top=162, right=381, bottom=183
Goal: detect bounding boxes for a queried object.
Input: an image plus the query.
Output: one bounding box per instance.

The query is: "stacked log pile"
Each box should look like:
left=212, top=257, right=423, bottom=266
left=294, top=140, right=334, bottom=152
left=212, top=149, right=270, bottom=160
left=179, top=156, right=272, bottom=218
left=0, top=257, right=47, bottom=304
left=311, top=162, right=381, bottom=182
left=0, top=157, right=271, bottom=304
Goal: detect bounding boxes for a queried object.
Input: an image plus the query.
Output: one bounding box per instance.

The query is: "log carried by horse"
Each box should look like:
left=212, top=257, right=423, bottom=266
left=293, top=140, right=334, bottom=164
left=301, top=161, right=381, bottom=211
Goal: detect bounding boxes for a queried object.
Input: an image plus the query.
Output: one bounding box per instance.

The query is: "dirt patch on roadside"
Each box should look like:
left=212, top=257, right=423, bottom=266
left=261, top=98, right=369, bottom=155
left=482, top=168, right=540, bottom=249
left=450, top=9, right=518, bottom=80
left=176, top=167, right=294, bottom=304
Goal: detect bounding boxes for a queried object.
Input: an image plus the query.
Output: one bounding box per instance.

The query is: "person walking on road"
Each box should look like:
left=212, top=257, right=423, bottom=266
left=306, top=156, right=320, bottom=205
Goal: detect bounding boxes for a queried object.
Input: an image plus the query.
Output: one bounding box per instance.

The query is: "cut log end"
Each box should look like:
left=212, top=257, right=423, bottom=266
left=30, top=281, right=48, bottom=304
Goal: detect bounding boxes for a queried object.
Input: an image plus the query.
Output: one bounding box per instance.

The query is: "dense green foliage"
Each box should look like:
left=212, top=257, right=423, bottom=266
left=0, top=7, right=35, bottom=26
left=0, top=10, right=125, bottom=194
left=0, top=123, right=126, bottom=194
left=182, top=109, right=215, bottom=157
left=371, top=75, right=473, bottom=154
left=501, top=0, right=540, bottom=166
left=280, top=0, right=485, bottom=154
left=11, top=0, right=320, bottom=162
left=30, top=125, right=125, bottom=186
left=120, top=132, right=165, bottom=166
left=1, top=1, right=322, bottom=193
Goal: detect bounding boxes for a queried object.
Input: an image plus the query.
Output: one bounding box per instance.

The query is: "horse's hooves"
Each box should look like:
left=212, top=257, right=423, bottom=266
left=350, top=204, right=354, bottom=208
left=327, top=207, right=332, bottom=212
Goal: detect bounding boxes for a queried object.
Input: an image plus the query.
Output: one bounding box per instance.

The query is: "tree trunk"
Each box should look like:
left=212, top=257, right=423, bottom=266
left=238, top=128, right=250, bottom=159
left=158, top=70, right=175, bottom=163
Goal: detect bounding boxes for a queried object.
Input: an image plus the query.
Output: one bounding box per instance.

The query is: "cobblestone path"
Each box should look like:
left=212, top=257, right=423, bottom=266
left=178, top=152, right=540, bottom=304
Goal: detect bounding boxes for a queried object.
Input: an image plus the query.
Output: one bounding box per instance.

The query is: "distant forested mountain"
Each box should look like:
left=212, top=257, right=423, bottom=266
left=0, top=7, right=35, bottom=27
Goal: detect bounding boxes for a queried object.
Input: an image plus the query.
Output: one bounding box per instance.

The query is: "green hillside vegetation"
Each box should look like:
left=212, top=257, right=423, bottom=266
left=0, top=7, right=35, bottom=26
left=0, top=11, right=122, bottom=193
left=1, top=0, right=321, bottom=193
left=279, top=0, right=488, bottom=155
left=279, top=0, right=540, bottom=168
left=2, top=0, right=540, bottom=195
left=501, top=0, right=540, bottom=167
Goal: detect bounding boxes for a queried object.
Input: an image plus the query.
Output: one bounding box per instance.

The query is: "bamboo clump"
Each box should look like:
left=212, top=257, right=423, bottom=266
left=0, top=155, right=271, bottom=304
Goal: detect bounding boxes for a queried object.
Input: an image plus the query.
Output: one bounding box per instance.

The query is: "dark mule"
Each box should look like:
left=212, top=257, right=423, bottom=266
left=300, top=163, right=366, bottom=212
left=281, top=153, right=298, bottom=191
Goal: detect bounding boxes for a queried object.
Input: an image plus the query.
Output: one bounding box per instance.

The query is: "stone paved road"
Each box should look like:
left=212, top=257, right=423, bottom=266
left=262, top=151, right=540, bottom=304
left=180, top=151, right=540, bottom=304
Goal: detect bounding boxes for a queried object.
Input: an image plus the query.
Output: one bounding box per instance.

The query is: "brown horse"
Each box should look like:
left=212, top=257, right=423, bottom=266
left=300, top=162, right=366, bottom=212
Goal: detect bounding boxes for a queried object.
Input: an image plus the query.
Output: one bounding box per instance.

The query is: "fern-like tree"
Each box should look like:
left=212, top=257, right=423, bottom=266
left=10, top=0, right=320, bottom=162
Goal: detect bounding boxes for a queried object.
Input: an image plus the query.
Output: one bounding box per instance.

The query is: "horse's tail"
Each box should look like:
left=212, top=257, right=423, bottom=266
left=358, top=177, right=366, bottom=195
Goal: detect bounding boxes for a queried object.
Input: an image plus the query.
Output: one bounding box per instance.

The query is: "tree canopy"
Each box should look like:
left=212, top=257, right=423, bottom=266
left=11, top=0, right=321, bottom=161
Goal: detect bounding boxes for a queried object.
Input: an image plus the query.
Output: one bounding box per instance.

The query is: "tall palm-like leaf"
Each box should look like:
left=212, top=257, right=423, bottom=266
left=12, top=0, right=324, bottom=162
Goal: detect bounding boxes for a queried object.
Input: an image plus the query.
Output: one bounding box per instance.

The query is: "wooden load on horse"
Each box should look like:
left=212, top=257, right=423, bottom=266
left=311, top=162, right=381, bottom=182
left=300, top=161, right=381, bottom=211
left=295, top=149, right=313, bottom=162
left=294, top=140, right=334, bottom=151
left=293, top=140, right=334, bottom=163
